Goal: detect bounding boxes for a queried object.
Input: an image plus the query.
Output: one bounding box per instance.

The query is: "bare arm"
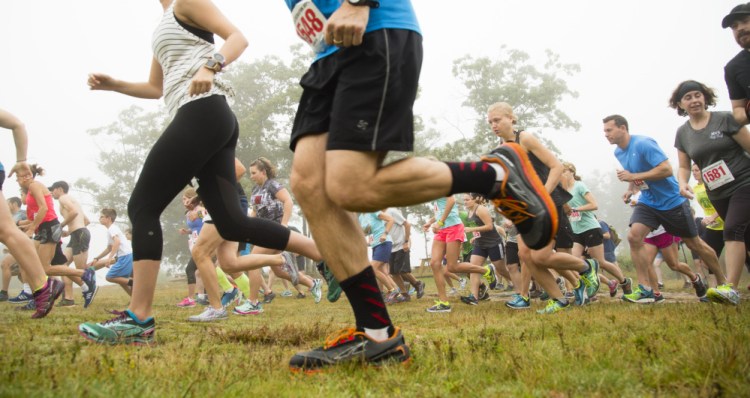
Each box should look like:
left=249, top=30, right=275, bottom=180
left=676, top=150, right=694, bottom=199
left=377, top=211, right=394, bottom=243
left=88, top=57, right=164, bottom=99
left=403, top=220, right=411, bottom=251
left=58, top=195, right=78, bottom=229
left=519, top=132, right=563, bottom=194
left=465, top=206, right=495, bottom=233
left=731, top=99, right=748, bottom=126
left=0, top=108, right=30, bottom=177
left=25, top=183, right=48, bottom=236
left=573, top=192, right=598, bottom=212
left=275, top=188, right=294, bottom=227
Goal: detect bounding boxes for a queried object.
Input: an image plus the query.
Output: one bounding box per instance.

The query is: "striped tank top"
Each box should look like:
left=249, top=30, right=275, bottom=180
left=152, top=6, right=233, bottom=117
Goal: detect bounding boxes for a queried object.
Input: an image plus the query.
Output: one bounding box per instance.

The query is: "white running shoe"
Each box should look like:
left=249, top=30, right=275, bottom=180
left=188, top=307, right=228, bottom=322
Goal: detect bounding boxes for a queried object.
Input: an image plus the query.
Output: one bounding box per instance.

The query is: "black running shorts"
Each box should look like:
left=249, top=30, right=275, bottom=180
left=290, top=29, right=423, bottom=152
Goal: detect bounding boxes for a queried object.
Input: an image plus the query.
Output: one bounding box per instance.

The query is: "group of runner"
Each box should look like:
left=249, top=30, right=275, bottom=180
left=1, top=0, right=748, bottom=375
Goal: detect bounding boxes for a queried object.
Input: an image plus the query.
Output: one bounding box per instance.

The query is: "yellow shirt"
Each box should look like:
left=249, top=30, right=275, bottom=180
left=693, top=183, right=724, bottom=230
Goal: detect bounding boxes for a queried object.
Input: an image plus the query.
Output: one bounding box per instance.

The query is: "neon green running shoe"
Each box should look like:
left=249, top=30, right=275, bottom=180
left=537, top=299, right=570, bottom=314
left=581, top=259, right=600, bottom=298
left=79, top=310, right=155, bottom=345
left=482, top=265, right=498, bottom=289
left=706, top=284, right=740, bottom=305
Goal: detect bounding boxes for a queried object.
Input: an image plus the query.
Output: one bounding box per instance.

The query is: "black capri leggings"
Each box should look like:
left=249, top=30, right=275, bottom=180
left=185, top=257, right=197, bottom=285
left=127, top=95, right=290, bottom=261
left=710, top=184, right=750, bottom=247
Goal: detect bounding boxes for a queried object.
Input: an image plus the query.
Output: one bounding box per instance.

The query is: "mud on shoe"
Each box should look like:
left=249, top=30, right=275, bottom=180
left=289, top=327, right=410, bottom=373
left=482, top=143, right=557, bottom=250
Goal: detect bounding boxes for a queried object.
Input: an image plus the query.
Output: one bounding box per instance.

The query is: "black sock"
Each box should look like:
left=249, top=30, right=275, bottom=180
left=445, top=162, right=497, bottom=196
left=340, top=266, right=393, bottom=330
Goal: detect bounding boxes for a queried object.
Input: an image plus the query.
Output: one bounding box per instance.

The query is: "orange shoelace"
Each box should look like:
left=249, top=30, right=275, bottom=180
left=323, top=328, right=363, bottom=349
left=492, top=198, right=535, bottom=224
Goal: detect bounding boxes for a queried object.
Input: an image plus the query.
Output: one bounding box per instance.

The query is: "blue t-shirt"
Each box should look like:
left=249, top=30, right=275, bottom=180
left=0, top=161, right=4, bottom=172
left=614, top=135, right=685, bottom=211
left=431, top=197, right=462, bottom=228
left=599, top=221, right=615, bottom=255
left=284, top=0, right=421, bottom=60
left=358, top=212, right=391, bottom=247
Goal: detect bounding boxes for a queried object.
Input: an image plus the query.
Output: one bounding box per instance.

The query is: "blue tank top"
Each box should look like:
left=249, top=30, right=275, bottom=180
left=185, top=213, right=204, bottom=234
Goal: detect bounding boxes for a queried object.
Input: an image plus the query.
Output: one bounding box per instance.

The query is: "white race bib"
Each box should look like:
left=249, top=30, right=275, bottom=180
left=633, top=179, right=649, bottom=190
left=569, top=210, right=581, bottom=222
left=472, top=231, right=481, bottom=238
left=291, top=0, right=329, bottom=53
left=702, top=160, right=735, bottom=190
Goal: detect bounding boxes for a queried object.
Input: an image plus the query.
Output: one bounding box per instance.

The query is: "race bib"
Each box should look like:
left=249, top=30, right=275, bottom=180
left=366, top=234, right=374, bottom=245
left=702, top=160, right=735, bottom=190
left=472, top=231, right=481, bottom=239
left=633, top=179, right=649, bottom=190
left=291, top=0, right=328, bottom=53
left=569, top=210, right=581, bottom=222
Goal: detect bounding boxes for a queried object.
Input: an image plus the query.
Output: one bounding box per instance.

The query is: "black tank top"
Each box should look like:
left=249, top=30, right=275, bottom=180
left=469, top=208, right=503, bottom=248
left=513, top=130, right=572, bottom=207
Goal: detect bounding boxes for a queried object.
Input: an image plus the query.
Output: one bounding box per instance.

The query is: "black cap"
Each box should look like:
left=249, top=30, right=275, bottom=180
left=48, top=181, right=69, bottom=193
left=722, top=3, right=750, bottom=28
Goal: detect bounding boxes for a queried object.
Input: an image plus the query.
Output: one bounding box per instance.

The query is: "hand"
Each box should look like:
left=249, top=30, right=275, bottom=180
left=179, top=228, right=190, bottom=235
left=562, top=203, right=572, bottom=216
left=188, top=67, right=215, bottom=96
left=616, top=169, right=634, bottom=182
left=62, top=230, right=70, bottom=238
left=88, top=73, right=117, bottom=91
left=325, top=2, right=369, bottom=47
left=622, top=191, right=633, bottom=204
left=679, top=184, right=694, bottom=200
left=379, top=235, right=386, bottom=243
left=422, top=223, right=430, bottom=232
left=24, top=228, right=34, bottom=238
left=430, top=223, right=439, bottom=233
left=9, top=161, right=30, bottom=179
left=403, top=241, right=410, bottom=252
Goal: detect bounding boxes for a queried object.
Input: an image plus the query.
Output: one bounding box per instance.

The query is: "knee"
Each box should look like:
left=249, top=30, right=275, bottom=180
left=326, top=179, right=379, bottom=212
left=191, top=245, right=212, bottom=264
left=290, top=166, right=323, bottom=207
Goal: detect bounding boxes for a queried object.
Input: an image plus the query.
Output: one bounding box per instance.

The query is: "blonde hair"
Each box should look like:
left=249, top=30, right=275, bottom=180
left=487, top=102, right=517, bottom=124
left=562, top=161, right=581, bottom=181
left=183, top=187, right=198, bottom=199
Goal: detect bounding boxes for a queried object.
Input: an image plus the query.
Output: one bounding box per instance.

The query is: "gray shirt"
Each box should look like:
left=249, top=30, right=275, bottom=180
left=386, top=208, right=408, bottom=252
left=675, top=111, right=750, bottom=200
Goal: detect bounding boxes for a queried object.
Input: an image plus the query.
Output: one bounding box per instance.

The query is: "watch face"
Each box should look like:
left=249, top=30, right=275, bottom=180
left=206, top=59, right=218, bottom=68
left=213, top=53, right=225, bottom=63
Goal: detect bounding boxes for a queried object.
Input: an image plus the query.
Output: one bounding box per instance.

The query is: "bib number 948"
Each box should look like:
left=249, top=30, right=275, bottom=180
left=292, top=0, right=328, bottom=53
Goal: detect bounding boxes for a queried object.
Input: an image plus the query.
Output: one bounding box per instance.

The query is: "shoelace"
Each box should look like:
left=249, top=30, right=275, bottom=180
left=492, top=198, right=535, bottom=224
left=101, top=312, right=130, bottom=326
left=324, top=328, right=360, bottom=349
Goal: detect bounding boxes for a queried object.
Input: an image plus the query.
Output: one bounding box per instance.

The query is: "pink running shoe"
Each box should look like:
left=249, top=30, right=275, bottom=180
left=176, top=297, right=196, bottom=308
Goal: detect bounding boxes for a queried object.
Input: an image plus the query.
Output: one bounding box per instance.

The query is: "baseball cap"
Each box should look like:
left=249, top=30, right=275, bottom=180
left=48, top=181, right=69, bottom=192
left=722, top=2, right=750, bottom=28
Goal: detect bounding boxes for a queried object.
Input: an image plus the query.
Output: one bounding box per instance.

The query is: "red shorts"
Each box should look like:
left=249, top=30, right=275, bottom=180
left=643, top=232, right=680, bottom=249
left=434, top=223, right=466, bottom=243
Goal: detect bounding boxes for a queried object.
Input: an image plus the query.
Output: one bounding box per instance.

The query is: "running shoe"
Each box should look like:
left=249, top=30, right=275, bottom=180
left=415, top=281, right=426, bottom=299
left=478, top=283, right=490, bottom=300
left=620, top=277, right=633, bottom=295
left=682, top=281, right=692, bottom=289
left=458, top=277, right=467, bottom=290
left=392, top=294, right=409, bottom=304
left=482, top=143, right=557, bottom=250
left=195, top=294, right=209, bottom=306
left=220, top=287, right=239, bottom=308
left=460, top=294, right=479, bottom=305
left=426, top=300, right=452, bottom=313
left=58, top=298, right=76, bottom=307
left=289, top=327, right=410, bottom=373
left=296, top=293, right=306, bottom=299
left=311, top=279, right=323, bottom=304
left=622, top=284, right=655, bottom=304
left=706, top=284, right=740, bottom=305
left=8, top=290, right=33, bottom=304
left=608, top=280, right=619, bottom=298
left=692, top=274, right=707, bottom=298
left=653, top=293, right=666, bottom=304
left=81, top=268, right=98, bottom=309
left=556, top=276, right=568, bottom=296
left=280, top=290, right=294, bottom=297
left=447, top=287, right=458, bottom=296
left=316, top=261, right=342, bottom=303
left=495, top=281, right=505, bottom=291
left=657, top=282, right=665, bottom=290
left=537, top=299, right=571, bottom=314
left=17, top=299, right=36, bottom=311
left=188, top=307, right=229, bottom=322
left=483, top=265, right=498, bottom=290
left=79, top=310, right=155, bottom=345
left=281, top=252, right=299, bottom=286
left=505, top=293, right=530, bottom=309
left=233, top=300, right=263, bottom=315
left=408, top=286, right=416, bottom=296
left=572, top=281, right=589, bottom=306
left=263, top=291, right=276, bottom=304
left=580, top=259, right=601, bottom=298
left=31, top=278, right=63, bottom=319
left=176, top=297, right=196, bottom=308
left=539, top=290, right=550, bottom=301
left=0, top=291, right=7, bottom=302
left=384, top=291, right=398, bottom=304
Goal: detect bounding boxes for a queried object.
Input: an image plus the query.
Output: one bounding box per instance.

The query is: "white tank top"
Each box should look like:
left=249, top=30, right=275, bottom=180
left=152, top=6, right=233, bottom=117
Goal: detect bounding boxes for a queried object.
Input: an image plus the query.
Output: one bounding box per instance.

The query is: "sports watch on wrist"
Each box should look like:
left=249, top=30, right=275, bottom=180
left=204, top=53, right=225, bottom=73
left=347, top=0, right=379, bottom=8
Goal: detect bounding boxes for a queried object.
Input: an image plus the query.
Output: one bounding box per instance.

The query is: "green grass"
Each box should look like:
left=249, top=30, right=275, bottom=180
left=1, top=277, right=749, bottom=397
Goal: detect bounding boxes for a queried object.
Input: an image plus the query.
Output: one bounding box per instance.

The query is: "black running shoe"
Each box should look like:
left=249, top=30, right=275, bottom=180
left=482, top=143, right=557, bottom=250
left=289, top=327, right=411, bottom=373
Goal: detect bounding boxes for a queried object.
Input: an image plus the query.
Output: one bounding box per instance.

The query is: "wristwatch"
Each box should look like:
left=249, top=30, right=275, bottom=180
left=347, top=0, right=379, bottom=8
left=204, top=53, right=225, bottom=73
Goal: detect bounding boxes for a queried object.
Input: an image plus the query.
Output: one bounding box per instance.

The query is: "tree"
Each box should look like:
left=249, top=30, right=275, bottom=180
left=444, top=47, right=581, bottom=158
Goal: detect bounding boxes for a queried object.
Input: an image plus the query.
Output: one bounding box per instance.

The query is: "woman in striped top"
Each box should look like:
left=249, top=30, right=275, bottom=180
left=79, top=0, right=322, bottom=345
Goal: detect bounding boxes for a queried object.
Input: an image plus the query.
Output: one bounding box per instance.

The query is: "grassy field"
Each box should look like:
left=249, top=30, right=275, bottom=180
left=1, top=275, right=749, bottom=397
